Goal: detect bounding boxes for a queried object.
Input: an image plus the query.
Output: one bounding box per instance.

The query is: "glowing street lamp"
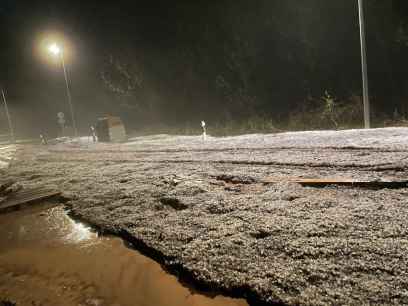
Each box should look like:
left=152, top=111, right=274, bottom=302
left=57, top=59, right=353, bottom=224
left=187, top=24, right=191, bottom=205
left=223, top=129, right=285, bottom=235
left=49, top=43, right=61, bottom=56
left=48, top=42, right=78, bottom=137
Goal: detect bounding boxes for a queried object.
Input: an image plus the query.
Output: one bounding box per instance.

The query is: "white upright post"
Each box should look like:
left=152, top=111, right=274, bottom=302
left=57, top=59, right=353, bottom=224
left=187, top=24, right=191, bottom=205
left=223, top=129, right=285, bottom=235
left=201, top=120, right=207, bottom=141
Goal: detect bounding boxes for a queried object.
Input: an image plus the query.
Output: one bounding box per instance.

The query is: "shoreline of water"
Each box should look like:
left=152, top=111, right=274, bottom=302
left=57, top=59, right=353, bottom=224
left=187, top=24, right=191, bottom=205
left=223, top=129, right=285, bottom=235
left=0, top=204, right=248, bottom=306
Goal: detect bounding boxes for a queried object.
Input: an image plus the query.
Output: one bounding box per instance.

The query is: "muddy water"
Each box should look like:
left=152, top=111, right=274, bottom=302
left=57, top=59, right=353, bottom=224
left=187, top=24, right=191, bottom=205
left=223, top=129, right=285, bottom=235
left=0, top=204, right=248, bottom=306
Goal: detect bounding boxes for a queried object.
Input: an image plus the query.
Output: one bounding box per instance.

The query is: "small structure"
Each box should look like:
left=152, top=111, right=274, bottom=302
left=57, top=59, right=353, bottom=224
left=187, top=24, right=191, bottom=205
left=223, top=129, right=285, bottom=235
left=95, top=116, right=127, bottom=142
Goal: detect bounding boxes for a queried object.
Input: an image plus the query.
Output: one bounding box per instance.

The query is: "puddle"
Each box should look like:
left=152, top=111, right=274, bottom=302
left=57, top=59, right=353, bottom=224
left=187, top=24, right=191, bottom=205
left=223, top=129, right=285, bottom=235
left=0, top=204, right=248, bottom=306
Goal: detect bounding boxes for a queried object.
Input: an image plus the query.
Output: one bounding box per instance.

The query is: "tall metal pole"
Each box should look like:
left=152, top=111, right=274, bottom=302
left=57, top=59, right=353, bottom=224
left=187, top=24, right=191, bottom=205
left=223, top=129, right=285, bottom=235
left=60, top=52, right=78, bottom=137
left=358, top=0, right=370, bottom=129
left=1, top=89, right=15, bottom=143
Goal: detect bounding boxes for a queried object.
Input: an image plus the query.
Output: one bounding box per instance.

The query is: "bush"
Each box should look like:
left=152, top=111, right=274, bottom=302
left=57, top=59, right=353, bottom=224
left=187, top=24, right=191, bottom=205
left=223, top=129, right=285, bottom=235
left=211, top=116, right=279, bottom=136
left=288, top=92, right=365, bottom=130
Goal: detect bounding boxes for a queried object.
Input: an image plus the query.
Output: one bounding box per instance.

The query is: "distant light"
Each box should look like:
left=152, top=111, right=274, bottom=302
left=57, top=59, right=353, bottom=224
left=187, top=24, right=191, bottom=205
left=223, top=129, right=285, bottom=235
left=49, top=43, right=61, bottom=55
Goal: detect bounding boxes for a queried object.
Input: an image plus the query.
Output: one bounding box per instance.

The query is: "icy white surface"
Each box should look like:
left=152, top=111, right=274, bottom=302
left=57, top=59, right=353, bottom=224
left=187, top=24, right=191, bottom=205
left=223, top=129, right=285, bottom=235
left=47, top=127, right=408, bottom=152
left=5, top=127, right=408, bottom=306
left=124, top=127, right=408, bottom=151
left=0, top=145, right=17, bottom=169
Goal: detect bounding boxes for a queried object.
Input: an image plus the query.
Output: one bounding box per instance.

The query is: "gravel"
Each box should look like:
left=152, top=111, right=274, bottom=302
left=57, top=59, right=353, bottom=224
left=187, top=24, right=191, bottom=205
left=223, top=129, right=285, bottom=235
left=3, top=127, right=408, bottom=305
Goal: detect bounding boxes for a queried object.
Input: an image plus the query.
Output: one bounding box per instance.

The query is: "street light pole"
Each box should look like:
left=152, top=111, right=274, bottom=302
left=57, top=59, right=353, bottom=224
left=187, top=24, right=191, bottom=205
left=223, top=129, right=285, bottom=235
left=1, top=89, right=15, bottom=143
left=48, top=43, right=78, bottom=137
left=59, top=51, right=78, bottom=137
left=358, top=0, right=370, bottom=129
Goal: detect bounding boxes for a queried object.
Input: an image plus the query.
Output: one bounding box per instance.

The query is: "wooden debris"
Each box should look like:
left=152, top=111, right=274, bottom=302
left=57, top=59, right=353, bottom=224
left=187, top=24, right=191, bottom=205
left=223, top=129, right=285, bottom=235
left=262, top=177, right=408, bottom=189
left=0, top=179, right=15, bottom=194
left=0, top=188, right=61, bottom=214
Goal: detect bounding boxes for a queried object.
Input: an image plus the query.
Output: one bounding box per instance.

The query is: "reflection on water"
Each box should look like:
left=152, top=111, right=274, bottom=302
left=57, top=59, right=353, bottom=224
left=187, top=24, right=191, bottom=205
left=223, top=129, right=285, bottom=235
left=0, top=205, right=248, bottom=306
left=46, top=206, right=96, bottom=244
left=66, top=221, right=94, bottom=243
left=0, top=205, right=97, bottom=248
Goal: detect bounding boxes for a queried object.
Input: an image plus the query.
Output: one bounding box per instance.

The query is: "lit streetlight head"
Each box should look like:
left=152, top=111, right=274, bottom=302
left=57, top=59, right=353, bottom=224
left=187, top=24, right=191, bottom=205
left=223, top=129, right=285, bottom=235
left=49, top=43, right=61, bottom=55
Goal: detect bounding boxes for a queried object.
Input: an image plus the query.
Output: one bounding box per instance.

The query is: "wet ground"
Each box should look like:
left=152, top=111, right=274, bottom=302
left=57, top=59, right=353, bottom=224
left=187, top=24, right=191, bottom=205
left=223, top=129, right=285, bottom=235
left=0, top=204, right=247, bottom=306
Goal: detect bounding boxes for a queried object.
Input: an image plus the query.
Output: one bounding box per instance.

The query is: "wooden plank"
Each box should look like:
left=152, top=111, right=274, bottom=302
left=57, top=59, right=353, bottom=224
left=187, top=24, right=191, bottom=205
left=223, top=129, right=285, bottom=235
left=0, top=179, right=14, bottom=194
left=262, top=177, right=408, bottom=189
left=0, top=189, right=61, bottom=213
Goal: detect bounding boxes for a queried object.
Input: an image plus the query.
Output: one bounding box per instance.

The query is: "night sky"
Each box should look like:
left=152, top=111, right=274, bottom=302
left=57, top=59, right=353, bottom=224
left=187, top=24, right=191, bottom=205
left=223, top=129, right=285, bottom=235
left=1, top=1, right=408, bottom=137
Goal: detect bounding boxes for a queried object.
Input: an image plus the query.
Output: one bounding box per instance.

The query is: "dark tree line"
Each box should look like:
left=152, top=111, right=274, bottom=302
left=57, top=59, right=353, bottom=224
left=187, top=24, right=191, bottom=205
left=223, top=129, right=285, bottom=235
left=99, top=0, right=408, bottom=129
left=2, top=0, right=408, bottom=136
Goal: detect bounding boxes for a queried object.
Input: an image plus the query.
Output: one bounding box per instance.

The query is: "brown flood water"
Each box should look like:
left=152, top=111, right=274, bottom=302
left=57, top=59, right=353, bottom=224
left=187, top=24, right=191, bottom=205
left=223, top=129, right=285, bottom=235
left=0, top=204, right=248, bottom=306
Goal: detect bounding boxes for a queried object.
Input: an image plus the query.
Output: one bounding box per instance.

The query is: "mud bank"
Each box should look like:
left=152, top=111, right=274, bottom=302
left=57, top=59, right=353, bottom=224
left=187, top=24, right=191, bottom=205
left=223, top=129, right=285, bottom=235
left=0, top=204, right=246, bottom=306
left=66, top=208, right=273, bottom=306
left=4, top=128, right=408, bottom=305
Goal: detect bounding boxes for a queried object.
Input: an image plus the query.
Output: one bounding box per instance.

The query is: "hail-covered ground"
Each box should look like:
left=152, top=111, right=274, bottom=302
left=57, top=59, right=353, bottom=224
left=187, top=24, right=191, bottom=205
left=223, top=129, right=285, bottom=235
left=3, top=127, right=408, bottom=305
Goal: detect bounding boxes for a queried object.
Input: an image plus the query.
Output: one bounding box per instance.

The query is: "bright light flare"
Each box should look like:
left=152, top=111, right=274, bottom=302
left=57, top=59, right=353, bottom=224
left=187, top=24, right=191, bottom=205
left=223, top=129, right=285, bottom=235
left=49, top=43, right=61, bottom=55
left=36, top=32, right=73, bottom=65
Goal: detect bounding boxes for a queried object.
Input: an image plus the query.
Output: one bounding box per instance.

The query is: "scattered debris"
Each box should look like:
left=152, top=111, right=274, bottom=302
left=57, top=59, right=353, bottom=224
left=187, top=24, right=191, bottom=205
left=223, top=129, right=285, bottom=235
left=159, top=197, right=188, bottom=210
left=0, top=180, right=14, bottom=194
left=215, top=174, right=258, bottom=184
left=4, top=128, right=408, bottom=305
left=262, top=177, right=408, bottom=189
left=0, top=180, right=61, bottom=214
left=215, top=175, right=408, bottom=189
left=0, top=300, right=16, bottom=306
